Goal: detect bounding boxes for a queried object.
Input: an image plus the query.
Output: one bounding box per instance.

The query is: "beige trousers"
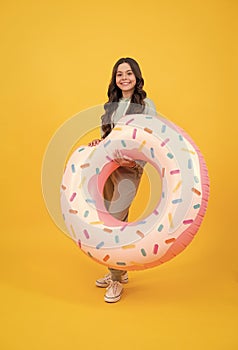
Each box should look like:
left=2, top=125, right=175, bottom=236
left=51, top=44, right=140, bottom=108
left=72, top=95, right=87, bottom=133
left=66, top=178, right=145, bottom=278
left=103, top=165, right=143, bottom=281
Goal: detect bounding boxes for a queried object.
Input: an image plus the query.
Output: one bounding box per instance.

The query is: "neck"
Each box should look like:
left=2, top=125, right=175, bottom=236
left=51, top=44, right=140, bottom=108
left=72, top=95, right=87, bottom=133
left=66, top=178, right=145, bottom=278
left=122, top=91, right=133, bottom=99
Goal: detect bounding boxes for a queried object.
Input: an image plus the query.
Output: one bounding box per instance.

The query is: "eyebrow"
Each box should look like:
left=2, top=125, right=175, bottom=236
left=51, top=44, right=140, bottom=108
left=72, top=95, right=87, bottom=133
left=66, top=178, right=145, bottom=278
left=116, top=69, right=133, bottom=73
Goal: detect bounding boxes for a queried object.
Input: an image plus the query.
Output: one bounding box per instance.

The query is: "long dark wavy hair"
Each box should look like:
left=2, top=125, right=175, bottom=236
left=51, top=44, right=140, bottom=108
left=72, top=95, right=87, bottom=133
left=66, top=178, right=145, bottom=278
left=101, top=57, right=147, bottom=139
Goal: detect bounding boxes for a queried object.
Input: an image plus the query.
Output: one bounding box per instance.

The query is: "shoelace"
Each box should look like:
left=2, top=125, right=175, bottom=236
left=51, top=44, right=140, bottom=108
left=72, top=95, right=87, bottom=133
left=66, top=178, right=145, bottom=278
left=106, top=280, right=122, bottom=292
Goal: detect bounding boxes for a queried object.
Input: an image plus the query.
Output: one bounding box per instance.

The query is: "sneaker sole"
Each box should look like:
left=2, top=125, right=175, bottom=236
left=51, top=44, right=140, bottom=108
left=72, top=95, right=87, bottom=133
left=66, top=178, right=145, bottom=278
left=104, top=292, right=122, bottom=303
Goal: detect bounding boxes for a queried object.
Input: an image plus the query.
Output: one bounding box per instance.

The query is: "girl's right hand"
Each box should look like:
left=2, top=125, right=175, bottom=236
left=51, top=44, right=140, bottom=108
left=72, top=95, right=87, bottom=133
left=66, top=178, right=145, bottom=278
left=88, top=139, right=101, bottom=147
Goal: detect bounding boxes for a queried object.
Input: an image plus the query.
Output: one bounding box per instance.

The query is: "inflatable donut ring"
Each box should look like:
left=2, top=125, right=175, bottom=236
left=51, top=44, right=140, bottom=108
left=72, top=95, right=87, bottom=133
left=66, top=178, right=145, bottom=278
left=60, top=114, right=209, bottom=271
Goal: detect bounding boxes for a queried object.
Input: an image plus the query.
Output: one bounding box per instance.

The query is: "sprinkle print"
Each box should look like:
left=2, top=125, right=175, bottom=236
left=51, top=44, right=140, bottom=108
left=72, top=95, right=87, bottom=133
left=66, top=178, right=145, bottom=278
left=172, top=198, right=183, bottom=204
left=150, top=147, right=155, bottom=158
left=121, top=140, right=126, bottom=147
left=168, top=213, right=174, bottom=228
left=96, top=241, right=104, bottom=249
left=132, top=128, right=137, bottom=139
left=144, top=127, right=153, bottom=134
left=183, top=219, right=194, bottom=224
left=165, top=238, right=176, bottom=244
left=69, top=209, right=78, bottom=214
left=83, top=229, right=90, bottom=239
left=80, top=163, right=90, bottom=169
left=192, top=188, right=201, bottom=196
left=153, top=244, right=159, bottom=255
left=170, top=169, right=180, bottom=175
left=104, top=140, right=111, bottom=148
left=136, top=230, right=145, bottom=238
left=193, top=204, right=201, bottom=209
left=161, top=125, right=166, bottom=133
left=157, top=224, right=164, bottom=232
left=78, top=147, right=85, bottom=152
left=161, top=138, right=170, bottom=147
left=122, top=244, right=136, bottom=249
left=138, top=140, right=146, bottom=151
left=84, top=210, right=89, bottom=217
left=126, top=118, right=134, bottom=125
left=71, top=164, right=76, bottom=173
left=103, top=255, right=110, bottom=262
left=173, top=181, right=182, bottom=192
left=188, top=159, right=193, bottom=169
left=70, top=192, right=77, bottom=202
left=167, top=153, right=174, bottom=159
left=116, top=262, right=126, bottom=266
left=141, top=249, right=147, bottom=257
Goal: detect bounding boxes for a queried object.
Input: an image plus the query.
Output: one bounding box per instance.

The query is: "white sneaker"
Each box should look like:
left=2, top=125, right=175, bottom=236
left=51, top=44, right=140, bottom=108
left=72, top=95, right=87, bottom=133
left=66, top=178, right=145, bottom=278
left=104, top=281, right=123, bottom=303
left=95, top=272, right=128, bottom=288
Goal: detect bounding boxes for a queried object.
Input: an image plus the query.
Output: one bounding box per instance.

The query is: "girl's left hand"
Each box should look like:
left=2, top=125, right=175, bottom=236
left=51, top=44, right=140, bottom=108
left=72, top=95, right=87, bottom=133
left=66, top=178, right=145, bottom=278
left=113, top=149, right=136, bottom=168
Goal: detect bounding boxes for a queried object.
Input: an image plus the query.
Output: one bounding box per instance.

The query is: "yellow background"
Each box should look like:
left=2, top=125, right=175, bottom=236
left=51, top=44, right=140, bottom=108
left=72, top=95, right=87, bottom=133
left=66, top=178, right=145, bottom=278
left=1, top=0, right=237, bottom=349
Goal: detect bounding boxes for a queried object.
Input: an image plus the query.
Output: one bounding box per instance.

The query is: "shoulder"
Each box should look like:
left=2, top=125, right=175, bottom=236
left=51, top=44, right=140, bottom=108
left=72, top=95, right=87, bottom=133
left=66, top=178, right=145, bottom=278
left=144, top=97, right=157, bottom=115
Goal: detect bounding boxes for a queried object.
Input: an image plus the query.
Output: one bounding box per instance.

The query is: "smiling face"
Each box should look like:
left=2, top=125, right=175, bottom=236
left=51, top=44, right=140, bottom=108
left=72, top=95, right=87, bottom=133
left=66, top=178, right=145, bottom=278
left=115, top=62, right=136, bottom=98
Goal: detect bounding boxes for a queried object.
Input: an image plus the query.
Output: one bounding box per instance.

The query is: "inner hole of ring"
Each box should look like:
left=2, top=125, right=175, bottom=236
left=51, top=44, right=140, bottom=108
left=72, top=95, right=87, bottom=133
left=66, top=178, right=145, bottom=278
left=103, top=162, right=162, bottom=223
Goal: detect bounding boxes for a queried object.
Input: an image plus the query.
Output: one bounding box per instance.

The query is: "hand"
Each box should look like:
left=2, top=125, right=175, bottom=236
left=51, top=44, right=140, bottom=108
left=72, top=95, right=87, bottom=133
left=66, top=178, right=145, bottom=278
left=88, top=139, right=101, bottom=147
left=113, top=149, right=136, bottom=168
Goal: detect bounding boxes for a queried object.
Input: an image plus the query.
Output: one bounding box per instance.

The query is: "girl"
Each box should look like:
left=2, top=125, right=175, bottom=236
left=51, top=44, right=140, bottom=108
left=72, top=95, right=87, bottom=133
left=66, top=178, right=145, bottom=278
left=88, top=57, right=157, bottom=303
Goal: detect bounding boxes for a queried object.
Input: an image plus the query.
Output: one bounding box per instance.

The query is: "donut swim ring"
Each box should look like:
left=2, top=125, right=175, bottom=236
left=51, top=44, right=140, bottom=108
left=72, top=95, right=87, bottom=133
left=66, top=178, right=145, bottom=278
left=60, top=114, right=209, bottom=271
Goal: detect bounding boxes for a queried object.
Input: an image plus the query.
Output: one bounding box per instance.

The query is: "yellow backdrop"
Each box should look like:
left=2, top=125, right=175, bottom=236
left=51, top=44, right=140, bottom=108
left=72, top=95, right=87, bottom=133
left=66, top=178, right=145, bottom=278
left=1, top=0, right=237, bottom=349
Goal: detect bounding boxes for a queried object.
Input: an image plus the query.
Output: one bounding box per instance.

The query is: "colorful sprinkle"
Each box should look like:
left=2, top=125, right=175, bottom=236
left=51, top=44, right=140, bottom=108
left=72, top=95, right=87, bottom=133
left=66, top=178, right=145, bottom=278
left=121, top=140, right=126, bottom=147
left=70, top=225, right=76, bottom=238
left=172, top=198, right=183, bottom=204
left=194, top=176, right=199, bottom=183
left=165, top=238, right=176, bottom=244
left=126, top=118, right=134, bottom=125
left=84, top=210, right=89, bottom=217
left=78, top=147, right=85, bottom=152
left=90, top=221, right=104, bottom=225
left=70, top=192, right=77, bottom=202
left=71, top=164, right=76, bottom=173
left=136, top=230, right=145, bottom=238
left=115, top=235, right=120, bottom=243
left=167, top=153, right=174, bottom=159
left=87, top=252, right=93, bottom=258
left=188, top=159, right=193, bottom=169
left=122, top=244, right=136, bottom=249
left=103, top=228, right=113, bottom=233
left=83, top=229, right=90, bottom=239
left=153, top=209, right=159, bottom=215
left=193, top=203, right=201, bottom=209
left=106, top=155, right=112, bottom=161
left=137, top=220, right=147, bottom=225
left=162, top=192, right=165, bottom=198
left=88, top=148, right=96, bottom=159
left=78, top=240, right=81, bottom=248
left=61, top=184, right=66, bottom=190
left=145, top=116, right=153, bottom=119
left=153, top=244, right=159, bottom=255
left=141, top=248, right=147, bottom=257
left=150, top=147, right=155, bottom=158
left=144, top=127, right=153, bottom=134
left=85, top=198, right=96, bottom=204
left=158, top=224, right=164, bottom=232
left=170, top=169, right=180, bottom=175
left=103, top=255, right=110, bottom=262
left=116, top=262, right=126, bottom=266
left=96, top=168, right=100, bottom=174
left=162, top=168, right=165, bottom=177
left=173, top=181, right=182, bottom=192
left=183, top=219, right=194, bottom=224
left=78, top=176, right=86, bottom=189
left=138, top=140, right=146, bottom=151
left=96, top=241, right=104, bottom=249
left=104, top=140, right=111, bottom=148
left=168, top=213, right=174, bottom=228
left=132, top=128, right=137, bottom=139
left=113, top=127, right=122, bottom=131
left=182, top=148, right=196, bottom=155
left=192, top=187, right=201, bottom=196
left=161, top=138, right=170, bottom=147
left=179, top=135, right=183, bottom=141
left=69, top=209, right=78, bottom=214
left=161, top=125, right=166, bottom=133
left=120, top=225, right=127, bottom=231
left=80, top=163, right=90, bottom=169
